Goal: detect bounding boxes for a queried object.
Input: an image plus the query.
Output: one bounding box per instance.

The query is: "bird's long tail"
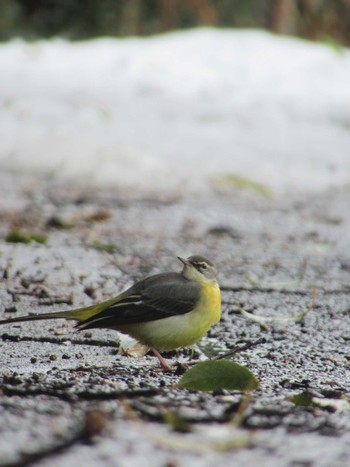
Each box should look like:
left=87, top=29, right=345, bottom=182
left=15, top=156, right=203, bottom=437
left=0, top=299, right=115, bottom=326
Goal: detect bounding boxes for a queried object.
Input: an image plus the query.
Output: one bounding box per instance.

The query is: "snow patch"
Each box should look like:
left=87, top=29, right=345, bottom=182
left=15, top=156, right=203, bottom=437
left=1, top=28, right=350, bottom=195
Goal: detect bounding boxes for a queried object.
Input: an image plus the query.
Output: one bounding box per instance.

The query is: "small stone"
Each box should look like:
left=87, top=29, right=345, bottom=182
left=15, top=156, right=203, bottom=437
left=84, top=286, right=96, bottom=298
left=84, top=410, right=109, bottom=437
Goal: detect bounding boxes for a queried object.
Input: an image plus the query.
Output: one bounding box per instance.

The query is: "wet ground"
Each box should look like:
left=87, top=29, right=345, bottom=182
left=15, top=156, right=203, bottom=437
left=0, top=172, right=349, bottom=466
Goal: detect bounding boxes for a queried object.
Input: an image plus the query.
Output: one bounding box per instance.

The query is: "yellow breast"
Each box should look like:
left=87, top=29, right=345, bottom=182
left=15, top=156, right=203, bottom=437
left=197, top=281, right=221, bottom=323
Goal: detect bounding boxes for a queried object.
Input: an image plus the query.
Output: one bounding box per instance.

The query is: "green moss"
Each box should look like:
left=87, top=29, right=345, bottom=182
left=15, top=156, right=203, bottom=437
left=89, top=240, right=116, bottom=254
left=212, top=174, right=272, bottom=197
left=6, top=230, right=47, bottom=244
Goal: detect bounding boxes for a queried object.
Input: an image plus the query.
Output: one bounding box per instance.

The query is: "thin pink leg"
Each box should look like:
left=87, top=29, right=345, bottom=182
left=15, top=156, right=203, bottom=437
left=151, top=348, right=172, bottom=371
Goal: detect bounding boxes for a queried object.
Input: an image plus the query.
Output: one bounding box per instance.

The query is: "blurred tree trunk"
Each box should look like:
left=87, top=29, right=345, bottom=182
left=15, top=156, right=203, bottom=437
left=269, top=0, right=297, bottom=34
left=161, top=0, right=180, bottom=31
left=160, top=0, right=217, bottom=32
left=191, top=0, right=218, bottom=26
left=120, top=0, right=142, bottom=36
left=2, top=0, right=350, bottom=45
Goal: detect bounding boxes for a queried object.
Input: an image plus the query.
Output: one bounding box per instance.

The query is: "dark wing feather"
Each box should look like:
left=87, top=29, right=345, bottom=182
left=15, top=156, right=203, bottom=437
left=76, top=273, right=200, bottom=331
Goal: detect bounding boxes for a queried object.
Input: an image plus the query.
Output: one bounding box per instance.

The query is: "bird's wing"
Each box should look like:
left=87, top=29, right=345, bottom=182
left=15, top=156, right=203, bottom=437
left=76, top=273, right=201, bottom=331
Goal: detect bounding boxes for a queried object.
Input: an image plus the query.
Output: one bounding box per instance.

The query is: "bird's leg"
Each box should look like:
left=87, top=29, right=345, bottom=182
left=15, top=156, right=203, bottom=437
left=151, top=348, right=172, bottom=371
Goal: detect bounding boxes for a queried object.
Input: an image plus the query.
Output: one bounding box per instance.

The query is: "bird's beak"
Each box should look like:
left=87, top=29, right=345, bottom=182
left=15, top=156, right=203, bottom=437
left=177, top=256, right=189, bottom=266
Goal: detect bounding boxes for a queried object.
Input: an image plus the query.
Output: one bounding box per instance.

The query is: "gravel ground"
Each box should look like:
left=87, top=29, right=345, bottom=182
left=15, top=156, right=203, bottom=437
left=0, top=172, right=349, bottom=467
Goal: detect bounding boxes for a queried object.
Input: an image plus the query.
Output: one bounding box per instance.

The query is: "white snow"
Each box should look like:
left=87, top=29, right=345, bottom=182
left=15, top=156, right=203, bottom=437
left=0, top=28, right=350, bottom=195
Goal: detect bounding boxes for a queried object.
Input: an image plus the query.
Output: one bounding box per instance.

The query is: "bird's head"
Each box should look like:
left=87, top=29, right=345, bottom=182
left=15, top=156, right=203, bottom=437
left=178, top=255, right=218, bottom=284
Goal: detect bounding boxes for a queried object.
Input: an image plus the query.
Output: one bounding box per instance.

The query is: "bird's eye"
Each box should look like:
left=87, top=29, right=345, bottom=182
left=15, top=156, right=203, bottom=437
left=200, top=263, right=207, bottom=270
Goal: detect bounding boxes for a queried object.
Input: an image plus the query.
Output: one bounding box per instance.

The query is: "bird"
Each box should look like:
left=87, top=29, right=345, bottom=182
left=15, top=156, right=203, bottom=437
left=0, top=255, right=221, bottom=369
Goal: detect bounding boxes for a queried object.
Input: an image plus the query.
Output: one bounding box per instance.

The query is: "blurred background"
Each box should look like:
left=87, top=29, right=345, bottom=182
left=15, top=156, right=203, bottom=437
left=0, top=0, right=349, bottom=44
left=1, top=0, right=350, bottom=196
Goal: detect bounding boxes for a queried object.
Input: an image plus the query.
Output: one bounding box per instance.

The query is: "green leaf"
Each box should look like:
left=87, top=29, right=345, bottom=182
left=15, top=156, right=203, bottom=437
left=290, top=392, right=316, bottom=407
left=291, top=392, right=350, bottom=412
left=177, top=360, right=259, bottom=392
left=163, top=411, right=192, bottom=433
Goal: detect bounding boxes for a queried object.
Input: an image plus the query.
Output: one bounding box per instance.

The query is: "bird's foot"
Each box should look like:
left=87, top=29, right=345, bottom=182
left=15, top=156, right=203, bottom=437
left=151, top=348, right=174, bottom=372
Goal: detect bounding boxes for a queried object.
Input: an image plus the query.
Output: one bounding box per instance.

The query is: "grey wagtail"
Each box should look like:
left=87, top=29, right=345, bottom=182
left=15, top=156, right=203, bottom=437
left=0, top=256, right=221, bottom=369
